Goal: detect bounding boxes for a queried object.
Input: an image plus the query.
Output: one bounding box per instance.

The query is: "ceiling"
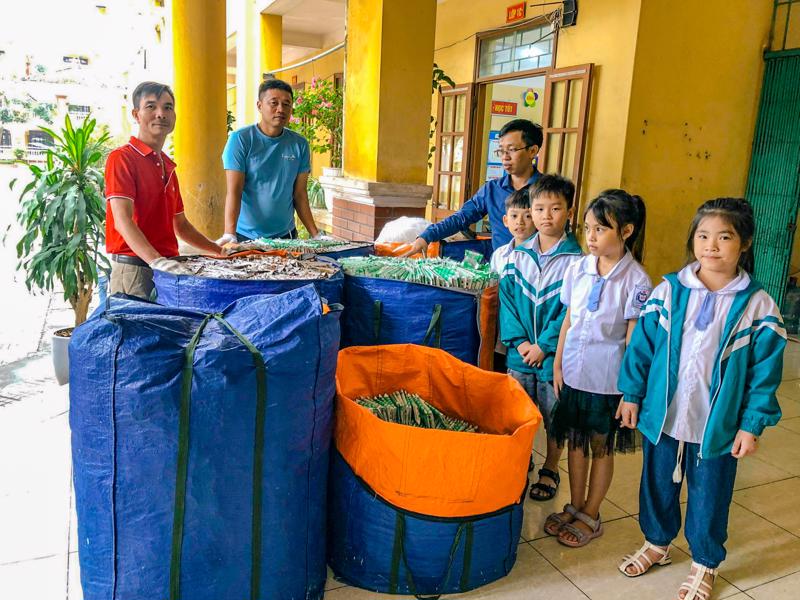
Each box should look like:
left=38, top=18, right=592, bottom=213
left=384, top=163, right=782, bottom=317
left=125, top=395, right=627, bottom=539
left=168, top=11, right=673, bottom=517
left=228, top=0, right=346, bottom=67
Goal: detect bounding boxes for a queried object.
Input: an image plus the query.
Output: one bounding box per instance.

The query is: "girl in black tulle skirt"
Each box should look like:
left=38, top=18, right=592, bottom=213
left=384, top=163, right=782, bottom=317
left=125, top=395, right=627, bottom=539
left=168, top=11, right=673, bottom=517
left=544, top=190, right=650, bottom=549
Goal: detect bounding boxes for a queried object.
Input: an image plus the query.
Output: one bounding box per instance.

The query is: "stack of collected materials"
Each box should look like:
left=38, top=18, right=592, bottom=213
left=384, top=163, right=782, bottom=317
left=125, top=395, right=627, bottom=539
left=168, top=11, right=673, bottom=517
left=356, top=390, right=478, bottom=432
left=227, top=237, right=374, bottom=259
left=339, top=254, right=499, bottom=368
left=70, top=286, right=341, bottom=600
left=329, top=345, right=541, bottom=596
left=154, top=252, right=344, bottom=311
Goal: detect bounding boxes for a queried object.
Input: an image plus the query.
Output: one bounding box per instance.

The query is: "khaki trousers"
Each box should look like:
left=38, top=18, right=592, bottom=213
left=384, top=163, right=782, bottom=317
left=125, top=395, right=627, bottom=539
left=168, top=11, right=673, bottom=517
left=109, top=262, right=155, bottom=301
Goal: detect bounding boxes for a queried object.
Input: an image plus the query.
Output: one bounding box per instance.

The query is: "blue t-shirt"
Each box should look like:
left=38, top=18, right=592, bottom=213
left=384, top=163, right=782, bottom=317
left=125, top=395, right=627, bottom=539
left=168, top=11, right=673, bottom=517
left=222, top=124, right=311, bottom=239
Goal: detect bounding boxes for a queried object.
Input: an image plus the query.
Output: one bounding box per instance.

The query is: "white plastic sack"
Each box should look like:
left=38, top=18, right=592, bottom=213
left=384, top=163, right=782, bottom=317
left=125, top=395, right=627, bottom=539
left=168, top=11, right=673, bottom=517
left=375, top=216, right=432, bottom=244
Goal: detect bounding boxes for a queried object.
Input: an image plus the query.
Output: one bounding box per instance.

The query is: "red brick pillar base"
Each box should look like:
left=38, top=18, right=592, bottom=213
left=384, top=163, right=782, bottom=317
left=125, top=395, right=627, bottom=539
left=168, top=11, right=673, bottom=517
left=320, top=177, right=432, bottom=242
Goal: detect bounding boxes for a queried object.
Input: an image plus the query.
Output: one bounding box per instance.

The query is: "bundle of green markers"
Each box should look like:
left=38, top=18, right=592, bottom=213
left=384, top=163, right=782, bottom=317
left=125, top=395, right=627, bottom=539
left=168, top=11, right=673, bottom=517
left=339, top=251, right=497, bottom=291
left=356, top=390, right=478, bottom=433
left=236, top=237, right=371, bottom=254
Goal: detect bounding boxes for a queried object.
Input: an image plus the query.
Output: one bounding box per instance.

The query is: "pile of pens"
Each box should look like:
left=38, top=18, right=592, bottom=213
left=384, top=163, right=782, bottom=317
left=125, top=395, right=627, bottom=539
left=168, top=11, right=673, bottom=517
left=356, top=390, right=478, bottom=432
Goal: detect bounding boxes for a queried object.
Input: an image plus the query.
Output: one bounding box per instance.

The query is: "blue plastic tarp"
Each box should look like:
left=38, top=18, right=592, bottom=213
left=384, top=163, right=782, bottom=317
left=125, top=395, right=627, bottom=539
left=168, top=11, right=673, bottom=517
left=70, top=286, right=340, bottom=600
left=341, top=275, right=485, bottom=365
left=153, top=262, right=344, bottom=312
left=328, top=451, right=524, bottom=595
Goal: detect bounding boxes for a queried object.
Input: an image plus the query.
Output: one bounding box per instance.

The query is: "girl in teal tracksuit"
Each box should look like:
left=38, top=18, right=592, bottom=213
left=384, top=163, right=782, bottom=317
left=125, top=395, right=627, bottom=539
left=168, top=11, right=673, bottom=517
left=617, top=198, right=786, bottom=600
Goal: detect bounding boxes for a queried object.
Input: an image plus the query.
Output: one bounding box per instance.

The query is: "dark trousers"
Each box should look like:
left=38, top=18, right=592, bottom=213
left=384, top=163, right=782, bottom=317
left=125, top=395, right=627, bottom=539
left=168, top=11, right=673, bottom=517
left=236, top=228, right=298, bottom=243
left=639, top=434, right=738, bottom=568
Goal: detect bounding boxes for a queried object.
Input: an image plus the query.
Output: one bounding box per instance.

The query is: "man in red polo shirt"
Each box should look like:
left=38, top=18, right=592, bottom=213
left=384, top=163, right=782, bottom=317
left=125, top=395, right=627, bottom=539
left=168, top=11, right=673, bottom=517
left=106, top=81, right=221, bottom=299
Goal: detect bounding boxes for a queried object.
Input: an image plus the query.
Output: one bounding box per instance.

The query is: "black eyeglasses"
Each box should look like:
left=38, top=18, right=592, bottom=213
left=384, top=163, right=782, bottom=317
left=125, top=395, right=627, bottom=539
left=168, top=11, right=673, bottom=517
left=493, top=145, right=533, bottom=159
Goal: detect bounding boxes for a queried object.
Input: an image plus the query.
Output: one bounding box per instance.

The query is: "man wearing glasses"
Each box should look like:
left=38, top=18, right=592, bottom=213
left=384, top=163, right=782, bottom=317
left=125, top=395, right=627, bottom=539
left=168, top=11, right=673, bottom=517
left=405, top=119, right=542, bottom=255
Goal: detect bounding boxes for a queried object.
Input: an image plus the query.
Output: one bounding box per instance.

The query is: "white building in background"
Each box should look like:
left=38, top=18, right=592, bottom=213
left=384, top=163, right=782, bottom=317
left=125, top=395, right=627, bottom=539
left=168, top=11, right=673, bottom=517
left=0, top=0, right=170, bottom=161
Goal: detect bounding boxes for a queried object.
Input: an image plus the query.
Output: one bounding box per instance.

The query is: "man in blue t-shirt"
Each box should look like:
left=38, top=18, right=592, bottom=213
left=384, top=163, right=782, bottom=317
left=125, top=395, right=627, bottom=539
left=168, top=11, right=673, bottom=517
left=404, top=119, right=542, bottom=255
left=218, top=79, right=324, bottom=244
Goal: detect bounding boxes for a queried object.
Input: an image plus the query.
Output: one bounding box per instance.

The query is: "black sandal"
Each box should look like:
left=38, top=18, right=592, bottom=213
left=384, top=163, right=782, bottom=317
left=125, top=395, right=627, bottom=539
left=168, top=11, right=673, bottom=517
left=529, top=467, right=560, bottom=501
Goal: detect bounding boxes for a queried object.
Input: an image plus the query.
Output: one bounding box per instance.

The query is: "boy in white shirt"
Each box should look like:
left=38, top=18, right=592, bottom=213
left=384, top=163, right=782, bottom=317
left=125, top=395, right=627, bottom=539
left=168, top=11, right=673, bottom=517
left=489, top=187, right=536, bottom=275
left=490, top=187, right=536, bottom=377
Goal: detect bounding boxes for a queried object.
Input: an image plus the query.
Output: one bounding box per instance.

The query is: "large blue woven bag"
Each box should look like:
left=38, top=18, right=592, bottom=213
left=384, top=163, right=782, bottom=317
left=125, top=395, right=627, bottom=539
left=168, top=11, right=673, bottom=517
left=70, top=286, right=340, bottom=600
left=328, top=451, right=525, bottom=596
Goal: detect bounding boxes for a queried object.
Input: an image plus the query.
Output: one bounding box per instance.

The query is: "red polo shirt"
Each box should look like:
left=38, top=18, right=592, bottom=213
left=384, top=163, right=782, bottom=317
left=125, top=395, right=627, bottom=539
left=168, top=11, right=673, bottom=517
left=105, top=136, right=184, bottom=258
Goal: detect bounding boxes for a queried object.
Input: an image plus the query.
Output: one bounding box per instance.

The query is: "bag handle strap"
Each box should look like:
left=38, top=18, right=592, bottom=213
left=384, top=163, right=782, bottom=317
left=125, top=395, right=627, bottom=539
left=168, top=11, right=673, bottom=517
left=373, top=300, right=383, bottom=344
left=421, top=304, right=443, bottom=349
left=388, top=512, right=473, bottom=599
left=169, top=313, right=268, bottom=600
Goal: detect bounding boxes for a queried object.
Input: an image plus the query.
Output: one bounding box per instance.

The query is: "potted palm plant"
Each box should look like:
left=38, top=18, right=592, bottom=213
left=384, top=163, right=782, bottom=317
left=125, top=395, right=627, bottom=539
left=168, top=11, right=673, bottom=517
left=13, top=114, right=110, bottom=385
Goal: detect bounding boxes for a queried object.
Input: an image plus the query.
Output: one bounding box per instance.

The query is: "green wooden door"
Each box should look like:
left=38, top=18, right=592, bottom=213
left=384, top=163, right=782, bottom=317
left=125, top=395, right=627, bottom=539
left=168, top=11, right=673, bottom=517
left=746, top=50, right=800, bottom=306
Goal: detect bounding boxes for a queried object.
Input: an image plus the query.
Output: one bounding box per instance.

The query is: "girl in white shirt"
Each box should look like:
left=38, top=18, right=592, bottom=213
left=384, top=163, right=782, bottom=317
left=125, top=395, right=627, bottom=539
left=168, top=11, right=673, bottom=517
left=544, top=189, right=651, bottom=548
left=616, top=198, right=786, bottom=600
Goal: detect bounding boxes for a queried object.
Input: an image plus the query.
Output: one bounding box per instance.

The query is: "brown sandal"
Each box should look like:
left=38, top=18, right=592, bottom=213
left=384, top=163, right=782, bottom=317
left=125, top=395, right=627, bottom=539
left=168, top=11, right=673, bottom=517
left=557, top=511, right=603, bottom=547
left=543, top=503, right=577, bottom=536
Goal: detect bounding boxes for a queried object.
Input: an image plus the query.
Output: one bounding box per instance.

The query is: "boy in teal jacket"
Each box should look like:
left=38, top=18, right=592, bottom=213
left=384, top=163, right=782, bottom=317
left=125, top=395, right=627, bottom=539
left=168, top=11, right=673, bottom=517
left=499, top=174, right=582, bottom=501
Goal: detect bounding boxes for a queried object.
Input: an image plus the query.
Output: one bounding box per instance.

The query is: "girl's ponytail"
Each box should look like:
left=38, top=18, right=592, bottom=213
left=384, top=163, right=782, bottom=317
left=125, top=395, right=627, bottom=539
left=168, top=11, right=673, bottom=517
left=627, top=194, right=646, bottom=263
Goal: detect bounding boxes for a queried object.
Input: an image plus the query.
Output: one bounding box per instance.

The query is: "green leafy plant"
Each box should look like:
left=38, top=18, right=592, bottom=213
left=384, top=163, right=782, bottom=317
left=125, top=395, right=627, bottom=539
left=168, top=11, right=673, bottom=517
left=289, top=77, right=343, bottom=168
left=227, top=109, right=235, bottom=134
left=12, top=114, right=110, bottom=326
left=13, top=148, right=25, bottom=161
left=429, top=63, right=456, bottom=167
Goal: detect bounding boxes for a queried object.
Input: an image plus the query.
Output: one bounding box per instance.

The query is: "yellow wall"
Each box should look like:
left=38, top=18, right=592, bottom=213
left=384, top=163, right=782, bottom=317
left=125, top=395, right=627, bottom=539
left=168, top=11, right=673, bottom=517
left=430, top=0, right=642, bottom=205
left=621, top=1, right=773, bottom=279
left=554, top=0, right=642, bottom=209
left=432, top=0, right=553, bottom=84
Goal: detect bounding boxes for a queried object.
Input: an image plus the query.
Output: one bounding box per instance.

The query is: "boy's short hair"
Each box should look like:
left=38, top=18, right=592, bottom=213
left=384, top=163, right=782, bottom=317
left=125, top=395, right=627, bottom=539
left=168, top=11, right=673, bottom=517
left=132, top=81, right=175, bottom=109
left=505, top=186, right=531, bottom=210
left=258, top=78, right=294, bottom=100
left=530, top=174, right=576, bottom=209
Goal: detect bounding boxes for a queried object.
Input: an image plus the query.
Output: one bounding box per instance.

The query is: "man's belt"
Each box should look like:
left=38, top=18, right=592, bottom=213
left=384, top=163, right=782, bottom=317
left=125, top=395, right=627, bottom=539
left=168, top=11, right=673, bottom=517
left=110, top=254, right=149, bottom=268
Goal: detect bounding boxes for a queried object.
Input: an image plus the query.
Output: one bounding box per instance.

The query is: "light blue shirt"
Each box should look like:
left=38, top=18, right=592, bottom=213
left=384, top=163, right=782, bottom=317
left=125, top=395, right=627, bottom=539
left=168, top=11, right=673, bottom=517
left=222, top=124, right=311, bottom=239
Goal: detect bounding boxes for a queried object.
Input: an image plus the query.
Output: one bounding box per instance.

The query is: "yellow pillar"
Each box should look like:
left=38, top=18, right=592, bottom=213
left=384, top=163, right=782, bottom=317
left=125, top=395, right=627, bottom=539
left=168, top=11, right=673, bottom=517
left=172, top=0, right=226, bottom=237
left=235, top=1, right=260, bottom=126
left=261, top=14, right=282, bottom=75
left=343, top=0, right=437, bottom=184
left=234, top=7, right=281, bottom=126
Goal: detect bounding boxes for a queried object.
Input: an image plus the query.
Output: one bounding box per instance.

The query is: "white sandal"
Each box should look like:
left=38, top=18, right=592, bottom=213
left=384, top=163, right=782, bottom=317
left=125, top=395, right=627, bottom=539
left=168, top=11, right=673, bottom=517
left=618, top=541, right=672, bottom=577
left=677, top=562, right=717, bottom=600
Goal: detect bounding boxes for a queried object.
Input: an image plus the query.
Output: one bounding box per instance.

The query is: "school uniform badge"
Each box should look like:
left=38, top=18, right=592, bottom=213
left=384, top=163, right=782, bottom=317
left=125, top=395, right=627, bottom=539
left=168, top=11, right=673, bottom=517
left=632, top=284, right=651, bottom=310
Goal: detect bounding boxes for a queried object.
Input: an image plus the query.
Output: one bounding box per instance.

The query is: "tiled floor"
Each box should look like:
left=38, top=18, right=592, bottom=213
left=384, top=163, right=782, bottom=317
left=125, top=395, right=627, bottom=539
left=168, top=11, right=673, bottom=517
left=2, top=303, right=800, bottom=599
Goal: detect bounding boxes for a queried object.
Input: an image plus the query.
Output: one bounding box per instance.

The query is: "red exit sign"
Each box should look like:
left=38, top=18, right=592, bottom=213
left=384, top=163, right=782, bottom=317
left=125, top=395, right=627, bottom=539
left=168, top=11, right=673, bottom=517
left=506, top=2, right=526, bottom=23
left=491, top=100, right=518, bottom=116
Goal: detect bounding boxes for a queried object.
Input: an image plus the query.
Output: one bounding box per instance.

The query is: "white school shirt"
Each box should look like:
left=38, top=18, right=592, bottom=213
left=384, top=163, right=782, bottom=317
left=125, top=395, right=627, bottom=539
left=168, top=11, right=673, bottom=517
left=662, top=263, right=751, bottom=443
left=491, top=240, right=517, bottom=354
left=560, top=252, right=652, bottom=395
left=490, top=239, right=517, bottom=275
